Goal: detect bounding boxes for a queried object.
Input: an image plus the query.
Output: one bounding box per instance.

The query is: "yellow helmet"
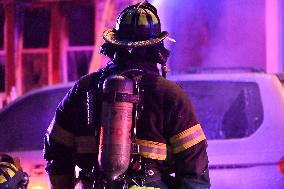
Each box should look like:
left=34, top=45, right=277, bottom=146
left=0, top=155, right=29, bottom=189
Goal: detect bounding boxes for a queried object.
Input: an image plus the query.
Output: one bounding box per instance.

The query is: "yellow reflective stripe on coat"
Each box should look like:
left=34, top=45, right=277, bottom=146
left=75, top=136, right=98, bottom=154
left=130, top=186, right=160, bottom=189
left=170, top=124, right=206, bottom=154
left=135, top=139, right=167, bottom=160
left=48, top=120, right=75, bottom=148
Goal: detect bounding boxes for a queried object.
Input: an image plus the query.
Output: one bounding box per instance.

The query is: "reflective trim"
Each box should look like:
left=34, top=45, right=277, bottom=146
left=0, top=175, right=7, bottom=184
left=0, top=163, right=17, bottom=184
left=48, top=119, right=75, bottom=148
left=135, top=139, right=167, bottom=160
left=129, top=186, right=160, bottom=189
left=170, top=124, right=206, bottom=154
left=147, top=9, right=159, bottom=24
left=138, top=14, right=148, bottom=25
left=75, top=136, right=98, bottom=154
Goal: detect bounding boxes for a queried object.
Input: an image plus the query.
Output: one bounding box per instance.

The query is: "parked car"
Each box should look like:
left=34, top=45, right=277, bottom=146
left=0, top=84, right=72, bottom=189
left=0, top=71, right=284, bottom=189
left=168, top=71, right=284, bottom=189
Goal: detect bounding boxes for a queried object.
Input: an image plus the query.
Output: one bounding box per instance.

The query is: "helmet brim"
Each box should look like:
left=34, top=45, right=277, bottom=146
left=102, top=29, right=169, bottom=47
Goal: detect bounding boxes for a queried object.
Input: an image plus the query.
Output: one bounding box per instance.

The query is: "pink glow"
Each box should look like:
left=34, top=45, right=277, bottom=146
left=153, top=0, right=267, bottom=73
left=265, top=0, right=283, bottom=73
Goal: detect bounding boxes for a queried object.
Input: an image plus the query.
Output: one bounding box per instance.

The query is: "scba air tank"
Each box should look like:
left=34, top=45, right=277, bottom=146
left=99, top=74, right=134, bottom=180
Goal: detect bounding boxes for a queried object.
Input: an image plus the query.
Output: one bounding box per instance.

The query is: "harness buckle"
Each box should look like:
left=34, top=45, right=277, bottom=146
left=132, top=143, right=140, bottom=154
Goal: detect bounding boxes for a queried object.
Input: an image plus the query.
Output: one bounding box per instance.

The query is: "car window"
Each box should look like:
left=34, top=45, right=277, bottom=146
left=0, top=86, right=70, bottom=152
left=0, top=80, right=264, bottom=152
left=176, top=81, right=264, bottom=140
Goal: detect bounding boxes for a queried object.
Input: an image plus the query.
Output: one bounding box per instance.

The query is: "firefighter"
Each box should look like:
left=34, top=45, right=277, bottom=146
left=0, top=154, right=29, bottom=189
left=44, top=1, right=210, bottom=189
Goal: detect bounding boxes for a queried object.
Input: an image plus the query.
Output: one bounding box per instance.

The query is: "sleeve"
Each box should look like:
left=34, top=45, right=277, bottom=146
left=167, top=88, right=210, bottom=189
left=44, top=82, right=81, bottom=176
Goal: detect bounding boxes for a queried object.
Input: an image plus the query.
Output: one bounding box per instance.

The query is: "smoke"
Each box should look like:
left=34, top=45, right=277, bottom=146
left=152, top=0, right=266, bottom=74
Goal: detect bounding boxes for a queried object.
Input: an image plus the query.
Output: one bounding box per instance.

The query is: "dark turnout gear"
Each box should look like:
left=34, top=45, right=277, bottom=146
left=44, top=1, right=210, bottom=188
left=44, top=62, right=210, bottom=189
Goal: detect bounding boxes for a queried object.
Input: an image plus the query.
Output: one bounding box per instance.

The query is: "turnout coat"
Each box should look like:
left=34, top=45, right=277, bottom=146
left=44, top=62, right=210, bottom=189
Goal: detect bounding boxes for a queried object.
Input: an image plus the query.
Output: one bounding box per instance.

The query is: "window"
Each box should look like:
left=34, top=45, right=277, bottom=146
left=23, top=7, right=51, bottom=48
left=0, top=56, right=4, bottom=92
left=67, top=50, right=93, bottom=81
left=22, top=7, right=51, bottom=93
left=67, top=5, right=94, bottom=46
left=65, top=3, right=95, bottom=81
left=0, top=6, right=4, bottom=50
left=22, top=54, right=48, bottom=93
left=0, top=6, right=4, bottom=92
left=177, top=80, right=264, bottom=140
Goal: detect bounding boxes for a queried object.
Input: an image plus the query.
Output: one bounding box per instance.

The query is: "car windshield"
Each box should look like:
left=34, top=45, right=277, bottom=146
left=0, top=86, right=70, bottom=152
left=176, top=80, right=264, bottom=140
